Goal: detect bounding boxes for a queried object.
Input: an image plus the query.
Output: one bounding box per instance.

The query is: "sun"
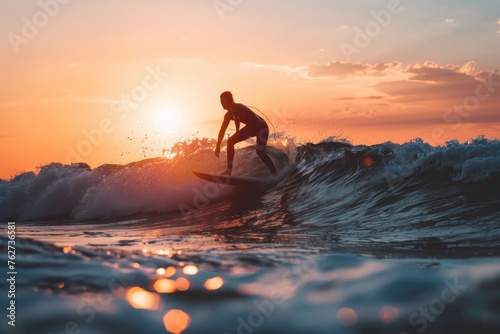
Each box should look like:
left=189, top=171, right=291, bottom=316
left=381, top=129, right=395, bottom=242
left=155, top=106, right=182, bottom=133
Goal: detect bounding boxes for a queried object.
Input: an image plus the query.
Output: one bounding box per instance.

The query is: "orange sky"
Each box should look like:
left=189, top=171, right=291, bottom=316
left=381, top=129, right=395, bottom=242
left=1, top=0, right=500, bottom=179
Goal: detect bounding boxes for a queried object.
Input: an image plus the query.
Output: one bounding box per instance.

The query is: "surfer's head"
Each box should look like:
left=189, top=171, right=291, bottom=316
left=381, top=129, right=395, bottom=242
left=220, top=91, right=234, bottom=110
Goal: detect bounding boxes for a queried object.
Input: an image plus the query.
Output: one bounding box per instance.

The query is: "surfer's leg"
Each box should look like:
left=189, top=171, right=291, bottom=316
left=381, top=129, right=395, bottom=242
left=226, top=126, right=252, bottom=174
left=255, top=127, right=277, bottom=176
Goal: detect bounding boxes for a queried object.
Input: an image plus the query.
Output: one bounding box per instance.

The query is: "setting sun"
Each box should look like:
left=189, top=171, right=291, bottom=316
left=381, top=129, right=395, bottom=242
left=155, top=107, right=182, bottom=133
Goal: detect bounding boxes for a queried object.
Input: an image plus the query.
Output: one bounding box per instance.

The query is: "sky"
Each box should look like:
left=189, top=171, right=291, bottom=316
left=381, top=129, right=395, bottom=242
left=1, top=0, right=500, bottom=179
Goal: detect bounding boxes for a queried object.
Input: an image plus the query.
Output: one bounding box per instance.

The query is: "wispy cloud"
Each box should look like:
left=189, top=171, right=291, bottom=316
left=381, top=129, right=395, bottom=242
left=376, top=61, right=500, bottom=104
left=251, top=58, right=500, bottom=127
left=305, top=61, right=401, bottom=79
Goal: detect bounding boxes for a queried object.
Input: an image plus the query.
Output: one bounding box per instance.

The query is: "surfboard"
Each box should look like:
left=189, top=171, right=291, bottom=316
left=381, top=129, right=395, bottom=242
left=192, top=171, right=274, bottom=187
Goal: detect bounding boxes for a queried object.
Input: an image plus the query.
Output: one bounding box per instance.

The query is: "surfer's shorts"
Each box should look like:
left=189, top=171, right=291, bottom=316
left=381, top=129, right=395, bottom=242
left=232, top=124, right=269, bottom=152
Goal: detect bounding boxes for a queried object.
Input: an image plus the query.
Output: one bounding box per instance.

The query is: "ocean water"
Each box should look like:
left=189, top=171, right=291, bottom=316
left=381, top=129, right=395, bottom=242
left=1, top=136, right=500, bottom=334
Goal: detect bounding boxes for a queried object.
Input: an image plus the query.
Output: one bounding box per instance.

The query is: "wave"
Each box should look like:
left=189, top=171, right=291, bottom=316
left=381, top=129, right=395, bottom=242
left=296, top=136, right=500, bottom=185
left=1, top=135, right=499, bottom=222
left=0, top=137, right=294, bottom=221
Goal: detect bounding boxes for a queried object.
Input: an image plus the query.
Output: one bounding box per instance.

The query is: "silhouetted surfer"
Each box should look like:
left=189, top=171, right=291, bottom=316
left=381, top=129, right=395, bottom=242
left=215, top=91, right=277, bottom=176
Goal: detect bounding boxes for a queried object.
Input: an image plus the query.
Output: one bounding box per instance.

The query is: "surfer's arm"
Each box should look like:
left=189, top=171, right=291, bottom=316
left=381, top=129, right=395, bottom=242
left=232, top=108, right=240, bottom=135
left=234, top=117, right=240, bottom=134
left=216, top=113, right=231, bottom=157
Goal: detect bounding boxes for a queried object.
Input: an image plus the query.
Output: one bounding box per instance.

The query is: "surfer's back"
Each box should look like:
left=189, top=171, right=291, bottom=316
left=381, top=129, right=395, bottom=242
left=231, top=103, right=265, bottom=126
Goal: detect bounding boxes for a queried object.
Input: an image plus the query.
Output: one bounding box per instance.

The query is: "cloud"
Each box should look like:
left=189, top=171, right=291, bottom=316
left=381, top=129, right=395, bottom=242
left=376, top=61, right=500, bottom=104
left=336, top=109, right=500, bottom=128
left=275, top=59, right=500, bottom=128
left=240, top=58, right=500, bottom=127
left=406, top=61, right=476, bottom=79
left=242, top=60, right=401, bottom=80
left=328, top=61, right=500, bottom=127
left=306, top=61, right=401, bottom=79
left=242, top=62, right=306, bottom=73
left=291, top=60, right=500, bottom=108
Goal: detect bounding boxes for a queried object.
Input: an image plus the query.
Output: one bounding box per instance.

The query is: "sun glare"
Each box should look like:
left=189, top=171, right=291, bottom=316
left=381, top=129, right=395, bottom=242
left=155, top=107, right=182, bottom=133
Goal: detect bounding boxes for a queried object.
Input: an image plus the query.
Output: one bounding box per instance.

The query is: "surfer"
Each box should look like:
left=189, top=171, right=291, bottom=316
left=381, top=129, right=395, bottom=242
left=215, top=91, right=277, bottom=176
